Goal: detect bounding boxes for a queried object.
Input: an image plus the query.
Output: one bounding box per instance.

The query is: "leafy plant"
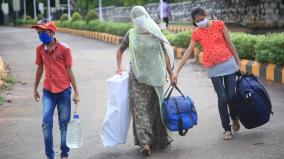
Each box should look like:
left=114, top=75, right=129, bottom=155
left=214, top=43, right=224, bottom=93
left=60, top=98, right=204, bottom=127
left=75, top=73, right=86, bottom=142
left=71, top=12, right=82, bottom=23
left=71, top=20, right=87, bottom=30
left=172, top=31, right=191, bottom=48
left=86, top=11, right=99, bottom=23
left=230, top=32, right=262, bottom=60
left=255, top=33, right=284, bottom=65
left=60, top=13, right=69, bottom=23
left=3, top=74, right=16, bottom=85
left=0, top=96, right=5, bottom=105
left=25, top=15, right=33, bottom=20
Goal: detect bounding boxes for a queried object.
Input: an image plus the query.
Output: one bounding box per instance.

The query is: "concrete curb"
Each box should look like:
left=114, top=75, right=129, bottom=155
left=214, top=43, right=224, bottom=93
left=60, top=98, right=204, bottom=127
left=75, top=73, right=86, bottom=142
left=240, top=60, right=284, bottom=84
left=168, top=25, right=192, bottom=33
left=57, top=27, right=123, bottom=45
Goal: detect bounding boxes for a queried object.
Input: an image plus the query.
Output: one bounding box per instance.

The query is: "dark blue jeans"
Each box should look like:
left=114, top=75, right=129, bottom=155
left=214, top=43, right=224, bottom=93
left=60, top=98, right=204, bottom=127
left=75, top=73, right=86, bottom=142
left=211, top=73, right=237, bottom=131
left=42, top=87, right=71, bottom=159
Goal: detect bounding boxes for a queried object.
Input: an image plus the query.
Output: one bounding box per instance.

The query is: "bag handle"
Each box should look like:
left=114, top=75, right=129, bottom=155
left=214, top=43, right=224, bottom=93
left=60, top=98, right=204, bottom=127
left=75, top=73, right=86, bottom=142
left=164, top=84, right=185, bottom=100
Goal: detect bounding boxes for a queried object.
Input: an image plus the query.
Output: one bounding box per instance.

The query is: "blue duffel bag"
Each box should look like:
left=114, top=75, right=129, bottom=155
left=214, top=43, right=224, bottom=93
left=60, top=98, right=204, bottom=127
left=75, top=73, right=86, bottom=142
left=163, top=85, right=197, bottom=136
left=229, top=72, right=273, bottom=129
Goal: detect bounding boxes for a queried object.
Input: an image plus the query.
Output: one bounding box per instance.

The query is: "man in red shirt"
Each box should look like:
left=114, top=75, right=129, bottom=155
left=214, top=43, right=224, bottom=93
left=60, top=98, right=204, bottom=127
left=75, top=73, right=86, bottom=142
left=32, top=19, right=79, bottom=159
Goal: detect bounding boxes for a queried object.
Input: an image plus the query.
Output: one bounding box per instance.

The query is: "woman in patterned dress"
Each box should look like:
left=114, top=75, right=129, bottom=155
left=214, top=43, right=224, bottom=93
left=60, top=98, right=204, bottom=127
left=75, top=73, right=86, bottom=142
left=116, top=6, right=175, bottom=156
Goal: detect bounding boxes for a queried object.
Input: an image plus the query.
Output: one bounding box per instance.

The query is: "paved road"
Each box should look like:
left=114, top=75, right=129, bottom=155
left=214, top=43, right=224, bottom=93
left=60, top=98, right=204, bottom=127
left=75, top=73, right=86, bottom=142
left=0, top=27, right=283, bottom=159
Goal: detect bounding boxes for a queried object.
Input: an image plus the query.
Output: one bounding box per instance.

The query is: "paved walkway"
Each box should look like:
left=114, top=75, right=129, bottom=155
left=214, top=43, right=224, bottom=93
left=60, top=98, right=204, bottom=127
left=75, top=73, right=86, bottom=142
left=0, top=27, right=283, bottom=159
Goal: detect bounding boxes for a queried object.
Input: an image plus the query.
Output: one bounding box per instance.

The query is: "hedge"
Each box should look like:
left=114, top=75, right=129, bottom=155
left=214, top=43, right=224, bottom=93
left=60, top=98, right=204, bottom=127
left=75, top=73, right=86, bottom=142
left=255, top=32, right=284, bottom=65
left=60, top=13, right=69, bottom=23
left=230, top=32, right=264, bottom=60
left=71, top=12, right=82, bottom=23
left=18, top=19, right=284, bottom=65
left=86, top=11, right=99, bottom=23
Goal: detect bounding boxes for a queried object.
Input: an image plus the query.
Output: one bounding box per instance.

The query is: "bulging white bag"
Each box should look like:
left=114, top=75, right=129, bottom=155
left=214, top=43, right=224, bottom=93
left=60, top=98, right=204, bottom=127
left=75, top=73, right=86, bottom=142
left=100, top=70, right=131, bottom=147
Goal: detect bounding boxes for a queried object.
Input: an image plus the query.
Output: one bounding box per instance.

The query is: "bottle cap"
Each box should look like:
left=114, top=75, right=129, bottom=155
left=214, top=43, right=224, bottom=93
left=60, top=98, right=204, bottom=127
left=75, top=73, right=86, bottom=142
left=73, top=114, right=79, bottom=119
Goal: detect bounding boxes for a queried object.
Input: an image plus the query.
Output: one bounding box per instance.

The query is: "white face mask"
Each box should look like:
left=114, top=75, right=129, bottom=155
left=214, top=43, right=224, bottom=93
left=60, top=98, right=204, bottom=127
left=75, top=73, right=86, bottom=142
left=196, top=18, right=208, bottom=28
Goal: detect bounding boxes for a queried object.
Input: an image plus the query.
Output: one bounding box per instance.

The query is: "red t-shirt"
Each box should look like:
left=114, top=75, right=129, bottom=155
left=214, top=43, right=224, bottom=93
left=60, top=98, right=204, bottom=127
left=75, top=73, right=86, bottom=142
left=192, top=20, right=233, bottom=68
left=35, top=40, right=72, bottom=93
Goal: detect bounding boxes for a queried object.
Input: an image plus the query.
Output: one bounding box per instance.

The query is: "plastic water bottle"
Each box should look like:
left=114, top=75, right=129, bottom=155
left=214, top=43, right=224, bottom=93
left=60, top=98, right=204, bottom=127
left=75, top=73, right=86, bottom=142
left=66, top=113, right=83, bottom=148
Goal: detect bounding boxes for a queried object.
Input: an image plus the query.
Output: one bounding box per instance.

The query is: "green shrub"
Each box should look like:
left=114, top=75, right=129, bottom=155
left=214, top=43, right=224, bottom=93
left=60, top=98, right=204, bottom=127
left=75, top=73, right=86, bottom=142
left=255, top=33, right=284, bottom=65
left=230, top=32, right=262, bottom=60
left=37, top=14, right=44, bottom=20
left=0, top=96, right=4, bottom=105
left=4, top=74, right=16, bottom=84
left=88, top=20, right=101, bottom=31
left=61, top=20, right=72, bottom=28
left=16, top=15, right=37, bottom=25
left=25, top=15, right=33, bottom=20
left=16, top=19, right=24, bottom=25
left=115, top=23, right=133, bottom=36
left=86, top=11, right=99, bottom=23
left=94, top=22, right=107, bottom=32
left=105, top=22, right=117, bottom=34
left=162, top=30, right=176, bottom=45
left=60, top=13, right=69, bottom=23
left=172, top=31, right=191, bottom=48
left=71, top=12, right=82, bottom=23
left=71, top=20, right=87, bottom=30
left=54, top=20, right=61, bottom=27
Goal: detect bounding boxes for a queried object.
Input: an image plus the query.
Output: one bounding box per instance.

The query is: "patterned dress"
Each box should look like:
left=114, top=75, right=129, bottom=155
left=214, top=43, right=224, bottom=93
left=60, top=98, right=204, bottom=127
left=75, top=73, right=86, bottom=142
left=120, top=32, right=172, bottom=149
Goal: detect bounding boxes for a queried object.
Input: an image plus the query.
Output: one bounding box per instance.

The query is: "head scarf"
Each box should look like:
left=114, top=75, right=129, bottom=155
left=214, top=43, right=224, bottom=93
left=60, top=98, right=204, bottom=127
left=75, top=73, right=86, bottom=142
left=130, top=6, right=174, bottom=68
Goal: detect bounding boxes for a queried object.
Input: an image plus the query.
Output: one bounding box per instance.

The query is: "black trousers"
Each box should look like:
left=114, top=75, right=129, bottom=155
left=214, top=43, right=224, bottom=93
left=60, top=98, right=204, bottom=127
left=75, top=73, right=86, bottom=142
left=163, top=17, right=169, bottom=27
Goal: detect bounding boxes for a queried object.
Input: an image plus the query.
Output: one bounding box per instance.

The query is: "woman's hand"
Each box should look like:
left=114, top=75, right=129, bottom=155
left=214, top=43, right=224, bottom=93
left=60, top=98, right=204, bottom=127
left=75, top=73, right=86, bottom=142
left=116, top=68, right=123, bottom=75
left=171, top=72, right=179, bottom=85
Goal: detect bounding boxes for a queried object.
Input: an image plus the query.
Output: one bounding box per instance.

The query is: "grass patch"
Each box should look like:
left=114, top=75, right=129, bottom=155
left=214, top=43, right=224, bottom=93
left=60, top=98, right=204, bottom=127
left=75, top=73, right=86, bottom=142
left=4, top=74, right=16, bottom=84
left=0, top=96, right=5, bottom=105
left=3, top=74, right=16, bottom=90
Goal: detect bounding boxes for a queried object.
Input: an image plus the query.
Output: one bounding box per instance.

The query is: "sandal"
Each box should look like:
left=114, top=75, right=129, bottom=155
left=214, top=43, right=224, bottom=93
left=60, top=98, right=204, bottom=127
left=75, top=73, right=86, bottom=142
left=140, top=145, right=151, bottom=156
left=223, top=131, right=232, bottom=140
left=232, top=119, right=240, bottom=132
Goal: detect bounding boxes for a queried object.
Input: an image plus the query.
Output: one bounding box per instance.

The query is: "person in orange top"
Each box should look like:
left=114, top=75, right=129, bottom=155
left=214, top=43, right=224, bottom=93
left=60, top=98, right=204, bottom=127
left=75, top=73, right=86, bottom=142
left=173, top=7, right=241, bottom=140
left=32, top=18, right=79, bottom=159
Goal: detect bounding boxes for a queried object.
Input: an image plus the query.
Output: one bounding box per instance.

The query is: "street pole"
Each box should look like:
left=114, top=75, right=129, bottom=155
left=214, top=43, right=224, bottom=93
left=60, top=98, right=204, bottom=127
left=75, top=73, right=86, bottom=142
left=47, top=0, right=51, bottom=20
left=33, top=0, right=37, bottom=20
left=99, top=0, right=103, bottom=21
left=67, top=0, right=71, bottom=20
left=160, top=0, right=163, bottom=24
left=23, top=0, right=26, bottom=20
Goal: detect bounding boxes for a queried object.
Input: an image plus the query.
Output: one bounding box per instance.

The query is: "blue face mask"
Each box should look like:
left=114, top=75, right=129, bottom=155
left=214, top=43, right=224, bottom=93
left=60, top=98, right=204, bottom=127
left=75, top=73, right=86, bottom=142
left=39, top=32, right=53, bottom=44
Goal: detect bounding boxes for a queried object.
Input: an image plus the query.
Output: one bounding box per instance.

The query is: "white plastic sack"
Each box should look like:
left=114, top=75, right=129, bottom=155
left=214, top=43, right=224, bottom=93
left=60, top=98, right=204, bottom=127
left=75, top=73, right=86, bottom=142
left=100, top=71, right=131, bottom=147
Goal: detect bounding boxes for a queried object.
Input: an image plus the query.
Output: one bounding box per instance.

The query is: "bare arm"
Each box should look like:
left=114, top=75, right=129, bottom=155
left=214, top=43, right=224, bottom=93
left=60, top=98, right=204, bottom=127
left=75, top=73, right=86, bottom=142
left=116, top=32, right=129, bottom=74
left=175, top=39, right=197, bottom=75
left=172, top=39, right=197, bottom=84
left=34, top=64, right=43, bottom=102
left=222, top=25, right=241, bottom=66
left=116, top=46, right=127, bottom=74
left=67, top=68, right=80, bottom=104
left=164, top=52, right=173, bottom=76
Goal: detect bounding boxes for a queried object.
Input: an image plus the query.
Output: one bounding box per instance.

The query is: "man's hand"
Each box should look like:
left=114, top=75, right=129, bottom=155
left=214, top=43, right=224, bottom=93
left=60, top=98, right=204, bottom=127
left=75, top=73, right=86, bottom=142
left=73, top=92, right=80, bottom=104
left=34, top=89, right=40, bottom=102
